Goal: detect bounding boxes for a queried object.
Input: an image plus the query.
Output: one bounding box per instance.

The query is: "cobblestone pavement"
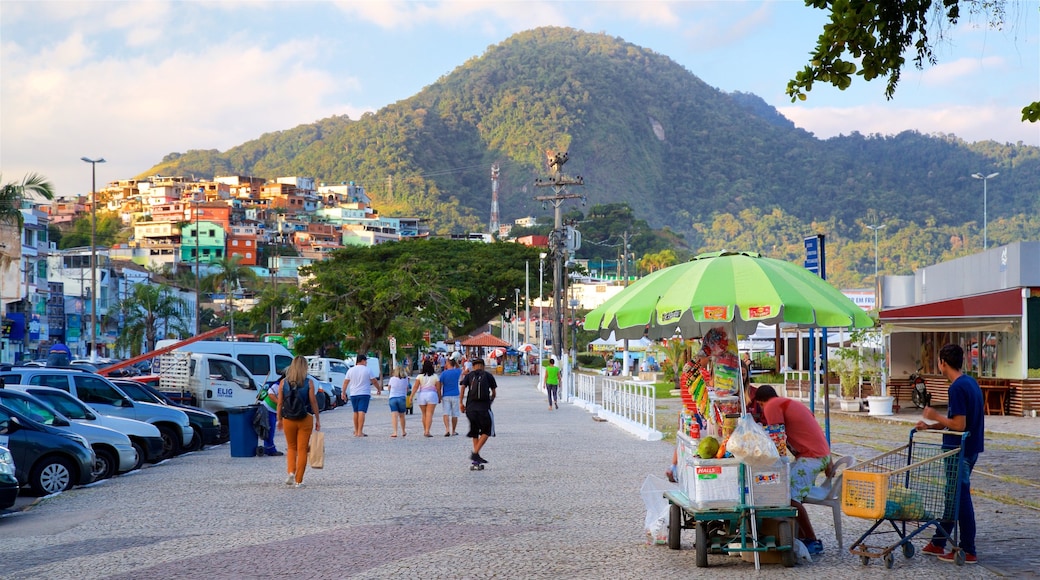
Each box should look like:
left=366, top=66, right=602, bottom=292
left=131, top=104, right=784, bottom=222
left=0, top=374, right=1034, bottom=579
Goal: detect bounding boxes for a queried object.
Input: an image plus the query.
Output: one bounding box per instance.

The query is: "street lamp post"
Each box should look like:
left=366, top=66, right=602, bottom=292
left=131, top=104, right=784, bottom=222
left=538, top=252, right=546, bottom=365
left=865, top=220, right=887, bottom=398
left=81, top=157, right=105, bottom=362
left=514, top=288, right=520, bottom=346
left=971, top=172, right=999, bottom=249
left=865, top=222, right=886, bottom=304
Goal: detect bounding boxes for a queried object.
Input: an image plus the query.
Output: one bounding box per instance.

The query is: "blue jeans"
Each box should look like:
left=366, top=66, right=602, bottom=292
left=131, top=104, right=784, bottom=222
left=263, top=409, right=278, bottom=454
left=931, top=452, right=978, bottom=555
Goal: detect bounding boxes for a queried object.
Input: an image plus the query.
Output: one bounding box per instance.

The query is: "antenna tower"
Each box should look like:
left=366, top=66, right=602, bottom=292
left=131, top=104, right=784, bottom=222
left=489, top=164, right=500, bottom=235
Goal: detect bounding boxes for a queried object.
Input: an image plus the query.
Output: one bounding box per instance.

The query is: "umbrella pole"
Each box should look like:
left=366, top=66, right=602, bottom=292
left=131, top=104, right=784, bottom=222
left=732, top=324, right=761, bottom=571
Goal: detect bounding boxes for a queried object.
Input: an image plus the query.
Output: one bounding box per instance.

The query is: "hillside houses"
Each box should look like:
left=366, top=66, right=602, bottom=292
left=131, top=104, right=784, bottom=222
left=2, top=174, right=432, bottom=363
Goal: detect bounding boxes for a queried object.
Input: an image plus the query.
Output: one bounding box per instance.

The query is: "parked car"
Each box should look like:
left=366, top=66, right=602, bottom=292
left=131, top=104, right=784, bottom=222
left=0, top=389, right=137, bottom=479
left=0, top=367, right=193, bottom=460
left=109, top=379, right=222, bottom=450
left=0, top=404, right=96, bottom=495
left=6, top=385, right=161, bottom=471
left=0, top=445, right=18, bottom=510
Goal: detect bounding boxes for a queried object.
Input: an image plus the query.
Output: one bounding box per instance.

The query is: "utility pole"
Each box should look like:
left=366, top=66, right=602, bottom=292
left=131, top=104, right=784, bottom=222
left=535, top=150, right=584, bottom=360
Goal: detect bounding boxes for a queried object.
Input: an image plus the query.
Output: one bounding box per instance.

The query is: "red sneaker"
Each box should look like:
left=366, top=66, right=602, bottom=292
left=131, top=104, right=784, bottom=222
left=921, top=543, right=945, bottom=556
left=938, top=550, right=977, bottom=565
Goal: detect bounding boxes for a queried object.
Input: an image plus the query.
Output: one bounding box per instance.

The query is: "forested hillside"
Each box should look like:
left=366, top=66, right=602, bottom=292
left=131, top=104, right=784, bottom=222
left=141, top=26, right=1040, bottom=288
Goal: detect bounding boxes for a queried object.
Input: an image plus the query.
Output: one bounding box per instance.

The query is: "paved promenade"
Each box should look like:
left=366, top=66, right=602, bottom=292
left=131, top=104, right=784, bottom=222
left=0, top=373, right=1033, bottom=579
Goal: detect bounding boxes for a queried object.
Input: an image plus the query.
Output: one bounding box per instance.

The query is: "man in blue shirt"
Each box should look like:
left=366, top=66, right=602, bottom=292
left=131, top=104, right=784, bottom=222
left=439, top=358, right=462, bottom=436
left=917, top=343, right=985, bottom=565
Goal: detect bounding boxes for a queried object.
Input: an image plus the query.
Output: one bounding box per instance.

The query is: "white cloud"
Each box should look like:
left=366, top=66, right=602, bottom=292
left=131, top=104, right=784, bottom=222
left=921, top=56, right=1006, bottom=86
left=1, top=32, right=368, bottom=197
left=778, top=104, right=1040, bottom=145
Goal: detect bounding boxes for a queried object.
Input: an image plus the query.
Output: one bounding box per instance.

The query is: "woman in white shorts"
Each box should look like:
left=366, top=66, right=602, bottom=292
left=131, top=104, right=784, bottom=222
left=413, top=359, right=441, bottom=437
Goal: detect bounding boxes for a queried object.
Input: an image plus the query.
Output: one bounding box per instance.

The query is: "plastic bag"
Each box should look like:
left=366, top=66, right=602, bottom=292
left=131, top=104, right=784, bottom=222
left=726, top=415, right=780, bottom=467
left=640, top=474, right=677, bottom=545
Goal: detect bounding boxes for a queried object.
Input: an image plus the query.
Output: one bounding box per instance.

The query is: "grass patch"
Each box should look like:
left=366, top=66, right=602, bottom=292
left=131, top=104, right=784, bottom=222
left=973, top=489, right=1040, bottom=511
left=655, top=381, right=677, bottom=398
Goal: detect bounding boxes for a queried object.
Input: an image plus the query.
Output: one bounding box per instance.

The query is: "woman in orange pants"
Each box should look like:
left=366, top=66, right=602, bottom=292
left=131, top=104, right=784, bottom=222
left=275, top=355, right=321, bottom=487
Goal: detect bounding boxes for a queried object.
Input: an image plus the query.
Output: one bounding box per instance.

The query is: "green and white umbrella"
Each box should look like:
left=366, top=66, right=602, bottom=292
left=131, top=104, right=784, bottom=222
left=584, top=250, right=874, bottom=339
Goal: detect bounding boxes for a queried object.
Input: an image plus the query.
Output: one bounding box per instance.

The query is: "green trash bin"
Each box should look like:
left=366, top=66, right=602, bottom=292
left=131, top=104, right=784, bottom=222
left=228, top=405, right=259, bottom=457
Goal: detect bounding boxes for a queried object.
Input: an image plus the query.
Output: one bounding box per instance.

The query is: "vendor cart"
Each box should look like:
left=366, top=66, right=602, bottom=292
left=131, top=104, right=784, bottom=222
left=843, top=428, right=969, bottom=568
left=665, top=485, right=798, bottom=567
left=664, top=377, right=798, bottom=569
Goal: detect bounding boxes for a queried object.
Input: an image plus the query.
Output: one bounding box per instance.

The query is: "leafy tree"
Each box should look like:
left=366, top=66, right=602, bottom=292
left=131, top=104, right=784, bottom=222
left=202, top=255, right=259, bottom=333
left=57, top=212, right=124, bottom=249
left=638, top=249, right=678, bottom=274
left=292, top=239, right=542, bottom=356
left=788, top=0, right=1038, bottom=122
left=111, top=283, right=189, bottom=356
left=243, top=284, right=294, bottom=337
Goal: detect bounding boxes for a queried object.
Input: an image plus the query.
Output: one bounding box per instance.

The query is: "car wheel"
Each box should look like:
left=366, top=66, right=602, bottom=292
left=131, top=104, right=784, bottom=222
left=29, top=455, right=76, bottom=495
left=185, top=426, right=204, bottom=452
left=128, top=439, right=145, bottom=471
left=93, top=447, right=117, bottom=480
left=156, top=425, right=181, bottom=461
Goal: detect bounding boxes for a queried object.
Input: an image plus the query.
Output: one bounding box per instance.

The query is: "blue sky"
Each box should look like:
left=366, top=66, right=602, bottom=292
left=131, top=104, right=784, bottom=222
left=2, top=1, right=1037, bottom=198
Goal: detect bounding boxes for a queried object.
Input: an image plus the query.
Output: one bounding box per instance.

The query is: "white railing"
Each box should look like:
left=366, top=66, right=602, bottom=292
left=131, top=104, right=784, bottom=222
left=563, top=372, right=661, bottom=441
left=574, top=373, right=597, bottom=407
left=601, top=378, right=657, bottom=433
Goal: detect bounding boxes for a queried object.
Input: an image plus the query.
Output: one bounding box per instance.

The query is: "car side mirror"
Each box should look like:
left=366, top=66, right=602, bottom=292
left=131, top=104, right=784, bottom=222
left=4, top=416, right=21, bottom=432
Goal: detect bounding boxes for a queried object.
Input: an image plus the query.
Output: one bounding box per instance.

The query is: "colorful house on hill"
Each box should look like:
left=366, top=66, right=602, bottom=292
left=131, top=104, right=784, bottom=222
left=181, top=220, right=226, bottom=267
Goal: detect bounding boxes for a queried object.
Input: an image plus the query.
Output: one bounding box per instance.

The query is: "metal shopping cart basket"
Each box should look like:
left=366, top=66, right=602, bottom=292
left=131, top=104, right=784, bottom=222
left=842, top=428, right=969, bottom=568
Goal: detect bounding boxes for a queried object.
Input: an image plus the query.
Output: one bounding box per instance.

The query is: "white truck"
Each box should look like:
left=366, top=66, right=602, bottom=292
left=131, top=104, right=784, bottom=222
left=154, top=339, right=294, bottom=386
left=157, top=352, right=261, bottom=435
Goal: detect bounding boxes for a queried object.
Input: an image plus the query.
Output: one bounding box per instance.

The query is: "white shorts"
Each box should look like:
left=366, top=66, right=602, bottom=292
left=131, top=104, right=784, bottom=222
left=415, top=390, right=440, bottom=406
left=441, top=395, right=460, bottom=417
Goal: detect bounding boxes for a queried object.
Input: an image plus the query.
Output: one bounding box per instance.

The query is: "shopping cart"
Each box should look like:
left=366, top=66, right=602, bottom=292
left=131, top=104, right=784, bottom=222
left=842, top=428, right=969, bottom=568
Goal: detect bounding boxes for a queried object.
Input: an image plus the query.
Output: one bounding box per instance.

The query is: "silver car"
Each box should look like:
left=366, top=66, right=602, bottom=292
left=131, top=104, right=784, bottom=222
left=7, top=385, right=163, bottom=471
left=0, top=388, right=137, bottom=479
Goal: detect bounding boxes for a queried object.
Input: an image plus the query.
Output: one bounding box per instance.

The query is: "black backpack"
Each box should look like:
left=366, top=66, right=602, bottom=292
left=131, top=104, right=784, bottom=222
left=280, top=380, right=309, bottom=420
left=468, top=371, right=492, bottom=403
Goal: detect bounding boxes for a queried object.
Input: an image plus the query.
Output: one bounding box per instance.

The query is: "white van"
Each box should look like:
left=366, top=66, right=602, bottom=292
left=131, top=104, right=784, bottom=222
left=156, top=340, right=294, bottom=386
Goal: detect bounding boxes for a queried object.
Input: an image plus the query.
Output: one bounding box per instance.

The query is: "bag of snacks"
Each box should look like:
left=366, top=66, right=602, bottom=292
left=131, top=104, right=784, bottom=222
left=726, top=414, right=780, bottom=467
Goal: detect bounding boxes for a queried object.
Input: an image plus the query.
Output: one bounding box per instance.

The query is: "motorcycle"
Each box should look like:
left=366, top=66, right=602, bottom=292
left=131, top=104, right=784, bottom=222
left=909, top=368, right=931, bottom=408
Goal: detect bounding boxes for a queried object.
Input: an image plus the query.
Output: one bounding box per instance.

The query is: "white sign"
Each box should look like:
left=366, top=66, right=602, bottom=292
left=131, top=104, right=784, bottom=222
left=389, top=336, right=397, bottom=354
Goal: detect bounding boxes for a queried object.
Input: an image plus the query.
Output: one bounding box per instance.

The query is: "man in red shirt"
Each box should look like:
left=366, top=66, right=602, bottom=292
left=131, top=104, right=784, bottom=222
left=754, top=385, right=830, bottom=556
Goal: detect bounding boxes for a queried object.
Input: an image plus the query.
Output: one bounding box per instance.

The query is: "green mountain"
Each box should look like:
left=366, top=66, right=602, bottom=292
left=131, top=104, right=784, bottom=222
left=142, top=26, right=1040, bottom=287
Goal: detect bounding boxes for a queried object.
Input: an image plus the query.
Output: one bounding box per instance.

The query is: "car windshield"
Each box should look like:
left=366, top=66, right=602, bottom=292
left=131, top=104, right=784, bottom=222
left=330, top=361, right=348, bottom=374
left=115, top=381, right=162, bottom=404
left=0, top=394, right=60, bottom=426
left=27, top=389, right=96, bottom=420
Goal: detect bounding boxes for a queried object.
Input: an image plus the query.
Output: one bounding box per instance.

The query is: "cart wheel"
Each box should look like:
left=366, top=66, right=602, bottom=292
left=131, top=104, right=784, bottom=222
left=860, top=556, right=870, bottom=566
left=884, top=553, right=895, bottom=569
left=954, top=550, right=965, bottom=566
left=778, top=519, right=796, bottom=568
left=668, top=504, right=682, bottom=550
left=902, top=542, right=915, bottom=559
left=695, top=522, right=709, bottom=568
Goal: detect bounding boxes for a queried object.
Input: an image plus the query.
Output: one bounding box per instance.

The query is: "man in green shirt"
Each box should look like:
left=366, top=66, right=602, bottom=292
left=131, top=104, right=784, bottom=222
left=545, top=358, right=560, bottom=410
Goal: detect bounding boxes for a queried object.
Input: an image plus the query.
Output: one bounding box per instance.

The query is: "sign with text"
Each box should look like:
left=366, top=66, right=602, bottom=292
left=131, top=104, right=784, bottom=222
left=804, top=234, right=826, bottom=279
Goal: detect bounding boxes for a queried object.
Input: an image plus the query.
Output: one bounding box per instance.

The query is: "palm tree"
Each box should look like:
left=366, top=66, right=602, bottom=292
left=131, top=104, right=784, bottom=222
left=202, top=255, right=258, bottom=337
left=111, top=283, right=190, bottom=356
left=0, top=173, right=55, bottom=230
left=0, top=173, right=55, bottom=314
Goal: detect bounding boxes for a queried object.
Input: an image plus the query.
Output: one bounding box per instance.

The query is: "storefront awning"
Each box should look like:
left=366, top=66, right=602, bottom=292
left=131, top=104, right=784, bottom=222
left=880, top=288, right=1022, bottom=333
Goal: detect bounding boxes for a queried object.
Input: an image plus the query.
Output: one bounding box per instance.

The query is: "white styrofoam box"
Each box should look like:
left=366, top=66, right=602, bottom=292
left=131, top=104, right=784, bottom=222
left=688, top=457, right=742, bottom=510
left=747, top=458, right=792, bottom=508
